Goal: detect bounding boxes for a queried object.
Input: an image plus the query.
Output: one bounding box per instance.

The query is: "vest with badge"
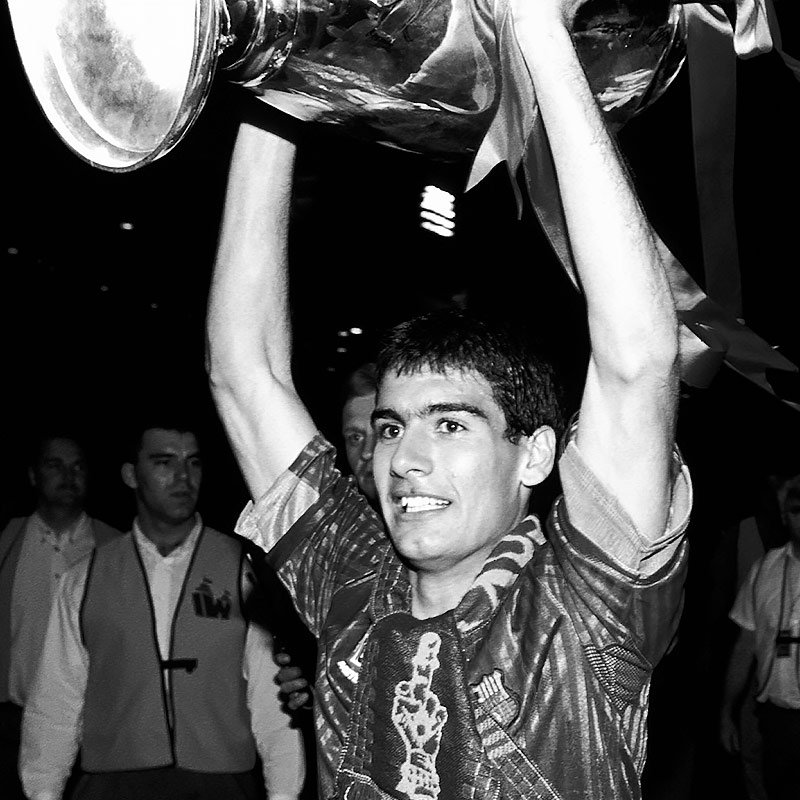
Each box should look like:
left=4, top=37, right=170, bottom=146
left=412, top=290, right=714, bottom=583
left=79, top=527, right=256, bottom=773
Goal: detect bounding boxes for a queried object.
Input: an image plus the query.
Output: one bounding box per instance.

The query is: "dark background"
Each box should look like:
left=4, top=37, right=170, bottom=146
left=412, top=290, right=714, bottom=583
left=2, top=4, right=800, bottom=797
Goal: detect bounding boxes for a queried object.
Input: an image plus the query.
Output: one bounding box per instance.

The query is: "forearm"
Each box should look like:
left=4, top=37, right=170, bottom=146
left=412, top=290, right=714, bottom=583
left=514, top=9, right=677, bottom=373
left=722, top=628, right=756, bottom=716
left=207, top=115, right=296, bottom=388
left=20, top=580, right=88, bottom=800
left=245, top=625, right=306, bottom=800
left=206, top=108, right=316, bottom=497
left=513, top=3, right=679, bottom=539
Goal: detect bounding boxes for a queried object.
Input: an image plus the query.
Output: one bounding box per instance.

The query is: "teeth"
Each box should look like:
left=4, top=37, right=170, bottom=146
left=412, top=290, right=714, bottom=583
left=399, top=496, right=449, bottom=513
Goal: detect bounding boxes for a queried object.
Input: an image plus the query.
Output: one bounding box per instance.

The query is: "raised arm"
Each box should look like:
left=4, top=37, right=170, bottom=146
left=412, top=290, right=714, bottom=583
left=513, top=0, right=679, bottom=541
left=206, top=108, right=317, bottom=500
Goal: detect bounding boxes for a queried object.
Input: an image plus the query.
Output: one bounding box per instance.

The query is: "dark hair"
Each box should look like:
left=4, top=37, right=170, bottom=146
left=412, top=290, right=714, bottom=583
left=376, top=309, right=564, bottom=443
left=123, top=413, right=201, bottom=464
left=340, top=362, right=378, bottom=407
left=27, top=430, right=87, bottom=470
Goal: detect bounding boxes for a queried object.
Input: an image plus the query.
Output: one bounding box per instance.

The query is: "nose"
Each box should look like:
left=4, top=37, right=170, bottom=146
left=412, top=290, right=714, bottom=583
left=361, top=432, right=376, bottom=463
left=61, top=465, right=78, bottom=483
left=174, top=459, right=190, bottom=483
left=389, top=426, right=432, bottom=477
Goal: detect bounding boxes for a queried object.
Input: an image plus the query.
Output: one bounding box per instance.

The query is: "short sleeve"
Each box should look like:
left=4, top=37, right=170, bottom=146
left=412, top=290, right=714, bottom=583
left=236, top=432, right=386, bottom=637
left=556, top=421, right=693, bottom=578
left=729, top=560, right=760, bottom=632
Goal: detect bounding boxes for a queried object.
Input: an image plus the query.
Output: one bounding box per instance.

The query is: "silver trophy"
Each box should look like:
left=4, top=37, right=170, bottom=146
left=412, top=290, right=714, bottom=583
left=7, top=0, right=686, bottom=171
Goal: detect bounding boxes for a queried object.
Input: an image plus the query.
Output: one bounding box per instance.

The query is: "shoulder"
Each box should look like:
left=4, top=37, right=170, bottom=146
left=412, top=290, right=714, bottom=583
left=88, top=517, right=125, bottom=545
left=90, top=531, right=134, bottom=561
left=204, top=527, right=244, bottom=546
left=89, top=517, right=124, bottom=535
left=200, top=528, right=255, bottom=562
left=1, top=516, right=29, bottom=537
left=752, top=545, right=789, bottom=579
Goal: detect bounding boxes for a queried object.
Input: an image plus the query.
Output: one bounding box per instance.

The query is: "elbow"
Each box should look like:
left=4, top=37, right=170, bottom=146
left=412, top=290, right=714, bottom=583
left=205, top=327, right=246, bottom=406
left=599, top=323, right=680, bottom=387
left=205, top=334, right=228, bottom=396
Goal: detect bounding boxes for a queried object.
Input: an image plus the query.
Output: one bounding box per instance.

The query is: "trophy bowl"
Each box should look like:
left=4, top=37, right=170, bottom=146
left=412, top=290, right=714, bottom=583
left=7, top=0, right=687, bottom=171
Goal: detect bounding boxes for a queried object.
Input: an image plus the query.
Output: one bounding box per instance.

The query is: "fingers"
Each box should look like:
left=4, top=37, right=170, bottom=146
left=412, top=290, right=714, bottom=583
left=274, top=650, right=313, bottom=710
left=287, top=690, right=313, bottom=711
left=279, top=677, right=309, bottom=695
left=277, top=665, right=304, bottom=682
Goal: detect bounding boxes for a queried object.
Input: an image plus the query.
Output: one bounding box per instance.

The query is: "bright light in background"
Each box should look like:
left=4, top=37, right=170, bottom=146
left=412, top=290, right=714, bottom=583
left=349, top=327, right=363, bottom=335
left=420, top=185, right=455, bottom=238
left=120, top=222, right=134, bottom=231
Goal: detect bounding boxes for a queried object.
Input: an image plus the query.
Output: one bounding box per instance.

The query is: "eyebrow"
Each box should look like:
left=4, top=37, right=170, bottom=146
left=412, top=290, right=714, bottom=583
left=372, top=402, right=488, bottom=424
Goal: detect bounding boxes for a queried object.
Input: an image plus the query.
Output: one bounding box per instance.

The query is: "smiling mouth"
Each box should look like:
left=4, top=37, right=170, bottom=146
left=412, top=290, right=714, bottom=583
left=398, top=496, right=451, bottom=513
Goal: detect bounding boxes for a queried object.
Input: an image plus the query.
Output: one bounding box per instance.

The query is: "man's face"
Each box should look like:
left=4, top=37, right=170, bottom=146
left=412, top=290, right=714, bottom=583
left=31, top=438, right=88, bottom=511
left=127, top=429, right=202, bottom=526
left=342, top=392, right=378, bottom=504
left=372, top=366, right=536, bottom=578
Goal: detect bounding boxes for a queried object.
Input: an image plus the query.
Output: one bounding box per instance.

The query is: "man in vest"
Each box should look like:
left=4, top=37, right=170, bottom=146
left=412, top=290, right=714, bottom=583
left=19, top=419, right=305, bottom=800
left=205, top=0, right=692, bottom=798
left=0, top=433, right=121, bottom=800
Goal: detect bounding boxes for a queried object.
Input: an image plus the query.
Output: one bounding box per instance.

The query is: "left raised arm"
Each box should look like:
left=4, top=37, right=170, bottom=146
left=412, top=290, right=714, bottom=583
left=513, top=0, right=679, bottom=541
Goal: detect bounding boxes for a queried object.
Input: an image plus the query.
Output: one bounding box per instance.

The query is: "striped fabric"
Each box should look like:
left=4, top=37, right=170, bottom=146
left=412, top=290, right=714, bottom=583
left=237, top=430, right=692, bottom=800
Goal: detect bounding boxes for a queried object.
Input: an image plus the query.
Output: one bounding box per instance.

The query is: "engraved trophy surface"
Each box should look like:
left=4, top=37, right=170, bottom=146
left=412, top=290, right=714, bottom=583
left=7, top=0, right=686, bottom=171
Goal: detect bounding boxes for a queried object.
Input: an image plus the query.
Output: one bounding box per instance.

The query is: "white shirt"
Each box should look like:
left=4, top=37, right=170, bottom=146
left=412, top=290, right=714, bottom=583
left=20, top=516, right=305, bottom=800
left=8, top=512, right=97, bottom=706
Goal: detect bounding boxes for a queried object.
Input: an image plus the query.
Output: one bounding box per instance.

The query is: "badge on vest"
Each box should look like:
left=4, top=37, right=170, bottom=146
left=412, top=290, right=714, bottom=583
left=192, top=576, right=232, bottom=619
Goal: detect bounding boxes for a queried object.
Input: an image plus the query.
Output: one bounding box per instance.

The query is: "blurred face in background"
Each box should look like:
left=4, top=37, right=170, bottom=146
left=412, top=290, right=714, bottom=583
left=30, top=437, right=88, bottom=513
left=342, top=392, right=378, bottom=504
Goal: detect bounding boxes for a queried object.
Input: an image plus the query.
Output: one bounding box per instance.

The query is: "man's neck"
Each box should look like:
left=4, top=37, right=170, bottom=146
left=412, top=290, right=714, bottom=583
left=409, top=557, right=485, bottom=620
left=36, top=505, right=83, bottom=534
left=137, top=514, right=198, bottom=556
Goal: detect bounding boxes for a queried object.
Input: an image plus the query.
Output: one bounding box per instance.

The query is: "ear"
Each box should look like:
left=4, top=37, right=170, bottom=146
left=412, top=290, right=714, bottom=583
left=27, top=467, right=37, bottom=488
left=518, top=426, right=557, bottom=488
left=121, top=463, right=138, bottom=490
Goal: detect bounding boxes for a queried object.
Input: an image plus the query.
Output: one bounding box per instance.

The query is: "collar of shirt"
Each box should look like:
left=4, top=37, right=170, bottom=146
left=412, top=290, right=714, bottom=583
left=132, top=515, right=203, bottom=562
left=28, top=510, right=91, bottom=549
left=369, top=514, right=544, bottom=636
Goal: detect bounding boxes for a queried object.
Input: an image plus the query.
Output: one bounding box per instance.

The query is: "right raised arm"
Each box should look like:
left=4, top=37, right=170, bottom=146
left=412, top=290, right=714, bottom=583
left=206, top=108, right=317, bottom=500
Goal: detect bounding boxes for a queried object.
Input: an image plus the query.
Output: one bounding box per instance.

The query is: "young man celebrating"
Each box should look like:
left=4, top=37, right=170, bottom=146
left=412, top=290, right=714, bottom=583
left=20, top=420, right=305, bottom=800
left=206, top=0, right=692, bottom=797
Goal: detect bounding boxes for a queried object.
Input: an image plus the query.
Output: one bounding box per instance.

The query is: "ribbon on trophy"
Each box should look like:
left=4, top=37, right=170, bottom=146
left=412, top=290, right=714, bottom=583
left=468, top=0, right=800, bottom=407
